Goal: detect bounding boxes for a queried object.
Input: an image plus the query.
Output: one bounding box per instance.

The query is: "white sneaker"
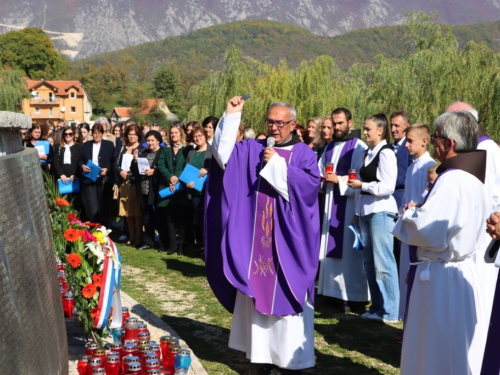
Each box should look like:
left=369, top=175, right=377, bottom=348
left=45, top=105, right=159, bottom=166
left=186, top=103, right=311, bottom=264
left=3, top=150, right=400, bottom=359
left=383, top=318, right=399, bottom=323
left=360, top=312, right=372, bottom=319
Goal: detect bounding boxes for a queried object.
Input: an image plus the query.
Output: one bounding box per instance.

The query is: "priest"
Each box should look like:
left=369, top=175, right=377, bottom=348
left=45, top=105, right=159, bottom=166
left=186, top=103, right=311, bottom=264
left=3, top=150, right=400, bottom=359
left=392, top=111, right=488, bottom=375
left=205, top=96, right=320, bottom=373
left=317, top=108, right=369, bottom=310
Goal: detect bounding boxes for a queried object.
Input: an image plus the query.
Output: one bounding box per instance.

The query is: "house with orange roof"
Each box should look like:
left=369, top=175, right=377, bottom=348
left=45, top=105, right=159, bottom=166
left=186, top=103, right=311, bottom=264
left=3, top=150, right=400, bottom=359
left=22, top=78, right=92, bottom=124
left=110, top=107, right=133, bottom=122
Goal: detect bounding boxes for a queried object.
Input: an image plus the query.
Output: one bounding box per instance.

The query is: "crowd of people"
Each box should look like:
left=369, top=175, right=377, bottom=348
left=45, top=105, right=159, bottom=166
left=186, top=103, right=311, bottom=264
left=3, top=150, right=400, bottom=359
left=26, top=98, right=500, bottom=374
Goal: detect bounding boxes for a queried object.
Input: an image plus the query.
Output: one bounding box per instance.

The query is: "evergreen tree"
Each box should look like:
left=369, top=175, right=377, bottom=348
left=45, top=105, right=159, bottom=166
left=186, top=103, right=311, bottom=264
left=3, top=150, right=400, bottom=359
left=152, top=65, right=183, bottom=113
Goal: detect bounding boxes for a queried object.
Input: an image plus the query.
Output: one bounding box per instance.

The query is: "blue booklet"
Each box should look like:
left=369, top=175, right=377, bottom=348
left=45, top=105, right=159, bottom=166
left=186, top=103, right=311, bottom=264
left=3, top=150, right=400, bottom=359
left=179, top=164, right=207, bottom=192
left=159, top=182, right=183, bottom=198
left=35, top=140, right=50, bottom=163
left=58, top=178, right=80, bottom=194
left=82, top=160, right=102, bottom=182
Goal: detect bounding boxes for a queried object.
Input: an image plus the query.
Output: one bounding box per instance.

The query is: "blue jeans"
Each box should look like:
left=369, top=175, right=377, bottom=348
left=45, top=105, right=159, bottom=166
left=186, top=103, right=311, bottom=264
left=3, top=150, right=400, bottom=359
left=359, top=212, right=399, bottom=320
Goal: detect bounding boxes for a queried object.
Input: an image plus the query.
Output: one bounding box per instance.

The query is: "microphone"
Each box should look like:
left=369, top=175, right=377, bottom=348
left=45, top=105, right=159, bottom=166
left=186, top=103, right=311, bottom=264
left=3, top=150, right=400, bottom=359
left=266, top=137, right=275, bottom=148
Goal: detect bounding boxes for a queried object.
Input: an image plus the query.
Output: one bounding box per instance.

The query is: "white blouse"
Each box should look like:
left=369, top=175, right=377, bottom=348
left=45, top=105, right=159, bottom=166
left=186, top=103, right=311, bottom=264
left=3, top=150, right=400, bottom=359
left=355, top=140, right=398, bottom=216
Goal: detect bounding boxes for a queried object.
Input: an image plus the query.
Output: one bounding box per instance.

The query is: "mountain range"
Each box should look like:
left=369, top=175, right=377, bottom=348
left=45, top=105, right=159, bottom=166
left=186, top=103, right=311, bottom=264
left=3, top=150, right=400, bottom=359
left=1, top=0, right=500, bottom=59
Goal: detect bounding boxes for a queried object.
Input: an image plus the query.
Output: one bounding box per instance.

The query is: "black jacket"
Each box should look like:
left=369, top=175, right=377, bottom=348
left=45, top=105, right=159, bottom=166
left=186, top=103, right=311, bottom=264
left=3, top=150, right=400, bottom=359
left=131, top=147, right=163, bottom=205
left=52, top=143, right=82, bottom=178
left=78, top=140, right=115, bottom=184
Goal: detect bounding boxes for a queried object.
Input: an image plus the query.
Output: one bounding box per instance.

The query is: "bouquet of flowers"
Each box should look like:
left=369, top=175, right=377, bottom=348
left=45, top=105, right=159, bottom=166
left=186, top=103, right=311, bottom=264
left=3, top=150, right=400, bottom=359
left=44, top=172, right=122, bottom=345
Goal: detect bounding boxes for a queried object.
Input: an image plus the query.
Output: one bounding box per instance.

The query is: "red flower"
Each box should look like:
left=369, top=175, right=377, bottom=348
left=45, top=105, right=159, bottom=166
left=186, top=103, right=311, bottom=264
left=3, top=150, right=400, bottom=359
left=92, top=273, right=102, bottom=288
left=83, top=231, right=97, bottom=243
left=55, top=197, right=69, bottom=207
left=67, top=213, right=77, bottom=221
left=91, top=307, right=98, bottom=319
left=82, top=283, right=97, bottom=299
left=67, top=253, right=82, bottom=268
left=64, top=228, right=83, bottom=242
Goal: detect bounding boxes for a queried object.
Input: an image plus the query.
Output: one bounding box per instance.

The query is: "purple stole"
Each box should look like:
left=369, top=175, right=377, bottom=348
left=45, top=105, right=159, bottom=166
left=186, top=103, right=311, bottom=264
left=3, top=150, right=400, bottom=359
left=481, top=273, right=500, bottom=374
left=248, top=148, right=292, bottom=315
left=479, top=135, right=492, bottom=144
left=323, top=138, right=358, bottom=258
left=403, top=168, right=456, bottom=325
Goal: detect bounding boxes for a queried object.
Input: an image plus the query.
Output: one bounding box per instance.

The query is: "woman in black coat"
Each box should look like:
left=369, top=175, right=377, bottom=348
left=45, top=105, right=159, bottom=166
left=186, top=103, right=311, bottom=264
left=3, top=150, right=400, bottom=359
left=53, top=127, right=83, bottom=213
left=131, top=130, right=163, bottom=250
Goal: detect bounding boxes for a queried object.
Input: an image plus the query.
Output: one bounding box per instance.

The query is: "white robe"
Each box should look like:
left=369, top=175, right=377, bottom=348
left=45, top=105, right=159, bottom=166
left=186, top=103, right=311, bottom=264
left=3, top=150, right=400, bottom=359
left=476, top=139, right=500, bottom=325
left=317, top=138, right=370, bottom=301
left=397, top=151, right=436, bottom=320
left=393, top=170, right=489, bottom=375
left=213, top=112, right=315, bottom=369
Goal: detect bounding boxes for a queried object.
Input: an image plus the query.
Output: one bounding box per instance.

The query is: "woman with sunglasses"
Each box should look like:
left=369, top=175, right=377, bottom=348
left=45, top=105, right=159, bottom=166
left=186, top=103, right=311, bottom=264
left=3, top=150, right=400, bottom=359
left=53, top=127, right=83, bottom=210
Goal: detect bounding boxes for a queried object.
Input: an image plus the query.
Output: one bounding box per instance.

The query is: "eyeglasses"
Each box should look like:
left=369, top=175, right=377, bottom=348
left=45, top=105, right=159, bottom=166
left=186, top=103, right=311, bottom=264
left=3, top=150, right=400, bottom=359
left=64, top=133, right=74, bottom=136
left=128, top=133, right=138, bottom=137
left=265, top=119, right=294, bottom=130
left=430, top=134, right=447, bottom=143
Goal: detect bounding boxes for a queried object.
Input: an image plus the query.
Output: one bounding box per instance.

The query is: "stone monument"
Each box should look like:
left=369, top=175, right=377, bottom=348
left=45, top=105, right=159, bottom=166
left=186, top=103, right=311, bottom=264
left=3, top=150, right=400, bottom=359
left=0, top=111, right=68, bottom=374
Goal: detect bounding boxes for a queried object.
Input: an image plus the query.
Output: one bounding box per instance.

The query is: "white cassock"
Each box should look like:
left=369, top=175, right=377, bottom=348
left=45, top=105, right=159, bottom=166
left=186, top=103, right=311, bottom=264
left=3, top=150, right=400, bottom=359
left=397, top=151, right=436, bottom=321
left=212, top=112, right=315, bottom=370
left=476, top=139, right=500, bottom=323
left=393, top=169, right=489, bottom=375
left=317, top=138, right=370, bottom=301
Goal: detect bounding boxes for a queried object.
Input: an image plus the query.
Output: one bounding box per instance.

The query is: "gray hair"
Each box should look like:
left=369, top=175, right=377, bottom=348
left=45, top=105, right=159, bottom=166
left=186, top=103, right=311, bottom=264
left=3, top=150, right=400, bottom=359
left=434, top=111, right=478, bottom=153
left=268, top=102, right=297, bottom=120
left=95, top=116, right=110, bottom=131
left=244, top=127, right=256, bottom=140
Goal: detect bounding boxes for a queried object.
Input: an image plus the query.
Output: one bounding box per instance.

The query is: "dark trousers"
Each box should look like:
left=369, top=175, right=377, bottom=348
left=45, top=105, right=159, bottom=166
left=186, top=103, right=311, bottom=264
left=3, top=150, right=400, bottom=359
left=158, top=205, right=187, bottom=252
left=81, top=179, right=112, bottom=227
left=141, top=195, right=160, bottom=248
left=192, top=197, right=204, bottom=245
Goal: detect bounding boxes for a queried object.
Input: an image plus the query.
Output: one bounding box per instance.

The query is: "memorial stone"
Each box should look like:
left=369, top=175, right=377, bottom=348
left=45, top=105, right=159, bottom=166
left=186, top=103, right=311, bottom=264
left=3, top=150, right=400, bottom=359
left=0, top=111, right=68, bottom=374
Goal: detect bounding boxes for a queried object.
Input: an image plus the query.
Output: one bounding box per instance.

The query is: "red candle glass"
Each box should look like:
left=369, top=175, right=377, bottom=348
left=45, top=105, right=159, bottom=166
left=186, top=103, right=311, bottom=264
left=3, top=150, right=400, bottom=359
left=122, top=355, right=140, bottom=375
left=348, top=169, right=357, bottom=181
left=91, top=368, right=105, bottom=375
left=126, top=362, right=142, bottom=374
left=77, top=354, right=90, bottom=375
left=124, top=317, right=139, bottom=341
left=168, top=346, right=180, bottom=375
left=110, top=342, right=123, bottom=359
left=325, top=162, right=334, bottom=174
left=105, top=356, right=121, bottom=375
left=160, top=336, right=171, bottom=367
left=122, top=307, right=131, bottom=327
left=63, top=292, right=74, bottom=318
left=149, top=343, right=161, bottom=364
left=92, top=348, right=106, bottom=366
left=86, top=357, right=102, bottom=375
left=85, top=343, right=99, bottom=356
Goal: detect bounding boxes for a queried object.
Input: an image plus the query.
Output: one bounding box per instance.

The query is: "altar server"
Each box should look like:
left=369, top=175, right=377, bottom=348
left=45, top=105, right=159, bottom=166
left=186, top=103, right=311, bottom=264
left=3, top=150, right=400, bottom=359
left=397, top=124, right=435, bottom=321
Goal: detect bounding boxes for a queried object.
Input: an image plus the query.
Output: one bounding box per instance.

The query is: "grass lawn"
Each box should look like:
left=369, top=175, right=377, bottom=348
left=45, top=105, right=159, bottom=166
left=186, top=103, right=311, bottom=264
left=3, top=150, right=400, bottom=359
left=117, top=242, right=403, bottom=375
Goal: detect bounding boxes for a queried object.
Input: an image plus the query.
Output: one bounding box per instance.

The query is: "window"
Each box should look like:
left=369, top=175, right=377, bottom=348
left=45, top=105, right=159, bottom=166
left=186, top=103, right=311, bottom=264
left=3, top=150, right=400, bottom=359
left=32, top=91, right=39, bottom=98
left=70, top=92, right=76, bottom=99
left=71, top=106, right=76, bottom=113
left=34, top=107, right=40, bottom=113
left=49, top=107, right=53, bottom=117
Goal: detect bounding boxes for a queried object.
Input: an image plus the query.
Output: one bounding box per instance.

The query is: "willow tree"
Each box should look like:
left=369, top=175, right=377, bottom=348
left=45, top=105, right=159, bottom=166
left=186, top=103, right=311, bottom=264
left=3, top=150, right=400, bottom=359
left=0, top=69, right=29, bottom=112
left=188, top=11, right=500, bottom=139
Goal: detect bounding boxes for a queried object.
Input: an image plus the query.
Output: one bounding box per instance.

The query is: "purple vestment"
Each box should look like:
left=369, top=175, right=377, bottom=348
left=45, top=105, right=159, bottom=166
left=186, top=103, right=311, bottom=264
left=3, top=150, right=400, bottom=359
left=322, top=138, right=358, bottom=259
left=205, top=139, right=320, bottom=316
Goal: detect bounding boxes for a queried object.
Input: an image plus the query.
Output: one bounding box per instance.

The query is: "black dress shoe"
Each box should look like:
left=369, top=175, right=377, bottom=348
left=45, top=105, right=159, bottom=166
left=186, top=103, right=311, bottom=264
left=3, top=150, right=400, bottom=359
left=136, top=244, right=150, bottom=250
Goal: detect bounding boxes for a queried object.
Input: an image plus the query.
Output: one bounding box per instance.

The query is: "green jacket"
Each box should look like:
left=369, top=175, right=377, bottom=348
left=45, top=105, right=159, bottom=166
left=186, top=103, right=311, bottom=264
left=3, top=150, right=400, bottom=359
left=157, top=145, right=191, bottom=207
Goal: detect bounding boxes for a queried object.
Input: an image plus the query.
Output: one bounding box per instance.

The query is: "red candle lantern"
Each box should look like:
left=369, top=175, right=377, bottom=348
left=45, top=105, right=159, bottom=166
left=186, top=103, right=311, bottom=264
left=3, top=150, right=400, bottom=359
left=77, top=354, right=90, bottom=375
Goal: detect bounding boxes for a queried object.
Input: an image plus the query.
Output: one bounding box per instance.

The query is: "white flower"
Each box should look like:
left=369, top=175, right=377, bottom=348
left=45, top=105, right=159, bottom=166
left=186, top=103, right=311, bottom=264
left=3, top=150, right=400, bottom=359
left=85, top=242, right=105, bottom=264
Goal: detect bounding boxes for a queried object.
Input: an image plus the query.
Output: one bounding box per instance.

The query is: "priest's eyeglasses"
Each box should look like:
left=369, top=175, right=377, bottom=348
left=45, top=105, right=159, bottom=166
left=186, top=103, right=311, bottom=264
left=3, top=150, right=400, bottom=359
left=430, top=134, right=447, bottom=143
left=265, top=119, right=294, bottom=130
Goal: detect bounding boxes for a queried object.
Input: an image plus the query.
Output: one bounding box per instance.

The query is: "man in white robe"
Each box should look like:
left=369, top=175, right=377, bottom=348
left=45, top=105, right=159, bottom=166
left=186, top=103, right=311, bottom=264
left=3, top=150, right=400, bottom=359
left=317, top=108, right=370, bottom=309
left=397, top=124, right=436, bottom=321
left=393, top=111, right=488, bottom=375
left=446, top=102, right=500, bottom=325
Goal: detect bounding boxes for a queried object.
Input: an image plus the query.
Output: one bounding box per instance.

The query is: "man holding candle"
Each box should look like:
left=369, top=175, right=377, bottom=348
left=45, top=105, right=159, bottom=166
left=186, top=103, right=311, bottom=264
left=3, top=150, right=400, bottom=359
left=206, top=96, right=320, bottom=374
left=317, top=108, right=370, bottom=312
